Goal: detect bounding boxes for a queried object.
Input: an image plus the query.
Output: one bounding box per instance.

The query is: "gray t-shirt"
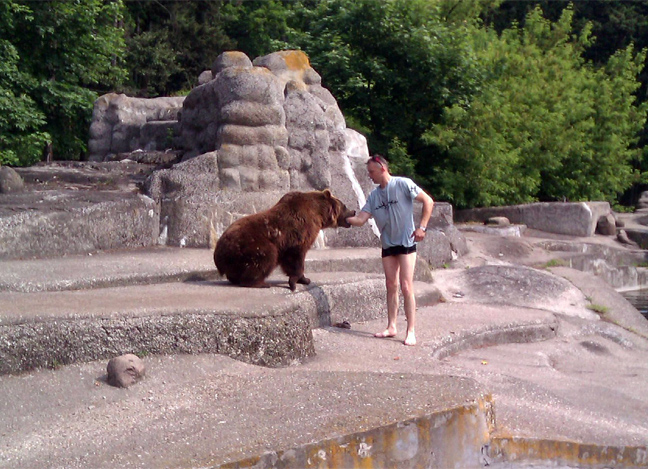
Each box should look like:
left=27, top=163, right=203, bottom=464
left=362, top=176, right=422, bottom=249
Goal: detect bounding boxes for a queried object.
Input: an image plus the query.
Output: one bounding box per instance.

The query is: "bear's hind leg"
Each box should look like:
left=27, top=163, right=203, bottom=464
left=238, top=279, right=272, bottom=288
left=235, top=244, right=278, bottom=288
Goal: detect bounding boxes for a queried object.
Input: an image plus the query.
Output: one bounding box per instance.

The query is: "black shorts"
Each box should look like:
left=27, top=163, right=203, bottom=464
left=381, top=245, right=417, bottom=258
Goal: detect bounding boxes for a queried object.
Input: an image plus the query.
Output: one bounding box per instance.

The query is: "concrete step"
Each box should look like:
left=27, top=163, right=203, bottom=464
left=2, top=244, right=645, bottom=468
left=0, top=190, right=159, bottom=261
left=0, top=351, right=495, bottom=469
left=0, top=247, right=439, bottom=374
left=0, top=246, right=431, bottom=293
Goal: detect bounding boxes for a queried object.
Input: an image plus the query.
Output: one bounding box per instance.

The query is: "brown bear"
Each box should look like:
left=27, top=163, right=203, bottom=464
left=214, top=189, right=355, bottom=290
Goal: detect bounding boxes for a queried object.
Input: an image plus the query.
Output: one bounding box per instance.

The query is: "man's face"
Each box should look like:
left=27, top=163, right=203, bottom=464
left=367, top=161, right=384, bottom=184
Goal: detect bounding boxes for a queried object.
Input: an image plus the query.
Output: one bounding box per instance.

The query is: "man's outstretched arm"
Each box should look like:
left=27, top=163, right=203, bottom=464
left=346, top=210, right=371, bottom=227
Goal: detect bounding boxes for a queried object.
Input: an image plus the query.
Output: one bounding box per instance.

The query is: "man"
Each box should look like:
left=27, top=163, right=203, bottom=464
left=346, top=155, right=434, bottom=346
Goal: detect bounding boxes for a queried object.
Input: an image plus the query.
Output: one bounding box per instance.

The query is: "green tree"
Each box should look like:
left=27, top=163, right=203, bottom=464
left=4, top=0, right=127, bottom=163
left=124, top=28, right=181, bottom=97
left=290, top=0, right=482, bottom=173
left=123, top=0, right=235, bottom=96
left=222, top=0, right=293, bottom=59
left=0, top=1, right=50, bottom=165
left=425, top=7, right=647, bottom=208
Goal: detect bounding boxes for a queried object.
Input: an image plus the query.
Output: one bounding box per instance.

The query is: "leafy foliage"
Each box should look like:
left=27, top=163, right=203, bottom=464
left=2, top=0, right=127, bottom=164
left=123, top=0, right=234, bottom=96
left=290, top=0, right=482, bottom=170
left=0, top=1, right=49, bottom=165
left=424, top=7, right=647, bottom=208
left=221, top=0, right=293, bottom=59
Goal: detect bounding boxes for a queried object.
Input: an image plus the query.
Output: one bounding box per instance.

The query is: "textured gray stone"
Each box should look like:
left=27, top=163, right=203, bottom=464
left=211, top=50, right=253, bottom=75
left=107, top=354, right=146, bottom=388
left=596, top=212, right=617, bottom=236
left=88, top=93, right=184, bottom=161
left=456, top=201, right=612, bottom=237
left=0, top=166, right=24, bottom=193
left=0, top=191, right=158, bottom=260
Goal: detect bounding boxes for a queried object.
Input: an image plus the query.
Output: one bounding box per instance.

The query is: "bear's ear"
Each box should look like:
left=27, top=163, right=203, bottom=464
left=323, top=188, right=333, bottom=199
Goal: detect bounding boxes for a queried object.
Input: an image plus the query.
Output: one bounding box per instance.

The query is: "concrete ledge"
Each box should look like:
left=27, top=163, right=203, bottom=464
left=0, top=272, right=442, bottom=374
left=0, top=191, right=159, bottom=260
left=0, top=308, right=315, bottom=373
left=488, top=437, right=648, bottom=468
left=220, top=395, right=495, bottom=468
left=0, top=247, right=430, bottom=293
left=0, top=247, right=443, bottom=374
left=455, top=202, right=611, bottom=237
left=459, top=223, right=527, bottom=237
left=430, top=320, right=558, bottom=360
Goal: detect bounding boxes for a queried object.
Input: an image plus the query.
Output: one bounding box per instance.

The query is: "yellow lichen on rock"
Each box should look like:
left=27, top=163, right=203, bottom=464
left=278, top=50, right=311, bottom=71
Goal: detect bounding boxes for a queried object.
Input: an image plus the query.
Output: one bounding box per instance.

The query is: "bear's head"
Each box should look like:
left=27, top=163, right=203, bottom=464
left=322, top=189, right=355, bottom=228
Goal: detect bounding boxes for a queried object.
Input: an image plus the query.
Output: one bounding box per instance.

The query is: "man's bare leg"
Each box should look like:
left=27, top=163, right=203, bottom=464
left=399, top=252, right=417, bottom=346
left=375, top=255, right=400, bottom=338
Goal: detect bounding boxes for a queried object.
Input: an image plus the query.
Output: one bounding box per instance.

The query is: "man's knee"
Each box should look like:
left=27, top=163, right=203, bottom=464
left=400, top=280, right=415, bottom=297
left=385, top=278, right=399, bottom=292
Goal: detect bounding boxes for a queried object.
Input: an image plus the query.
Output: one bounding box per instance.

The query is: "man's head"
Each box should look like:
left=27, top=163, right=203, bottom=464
left=366, top=154, right=389, bottom=185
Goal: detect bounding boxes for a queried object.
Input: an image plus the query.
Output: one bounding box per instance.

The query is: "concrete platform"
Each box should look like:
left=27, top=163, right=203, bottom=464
left=1, top=241, right=648, bottom=468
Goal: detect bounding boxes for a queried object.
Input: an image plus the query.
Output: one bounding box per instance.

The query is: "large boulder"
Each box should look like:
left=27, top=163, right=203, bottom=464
left=152, top=50, right=379, bottom=248
left=88, top=93, right=184, bottom=161
left=456, top=202, right=613, bottom=237
left=0, top=166, right=24, bottom=194
left=0, top=190, right=158, bottom=260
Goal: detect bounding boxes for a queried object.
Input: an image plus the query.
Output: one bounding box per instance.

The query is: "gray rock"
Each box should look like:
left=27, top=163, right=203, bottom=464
left=211, top=50, right=253, bottom=75
left=88, top=93, right=185, bottom=161
left=198, top=70, right=212, bottom=85
left=485, top=216, right=510, bottom=226
left=0, top=166, right=24, bottom=193
left=596, top=213, right=617, bottom=236
left=106, top=354, right=145, bottom=388
left=636, top=191, right=648, bottom=210
left=617, top=229, right=639, bottom=248
left=456, top=202, right=612, bottom=237
left=0, top=191, right=158, bottom=260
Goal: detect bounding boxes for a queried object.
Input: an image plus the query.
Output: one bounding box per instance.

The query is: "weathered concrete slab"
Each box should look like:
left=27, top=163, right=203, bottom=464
left=0, top=354, right=492, bottom=469
left=1, top=233, right=648, bottom=468
left=0, top=246, right=431, bottom=293
left=0, top=247, right=439, bottom=374
left=0, top=190, right=159, bottom=260
left=456, top=202, right=612, bottom=237
left=459, top=223, right=527, bottom=237
left=552, top=265, right=648, bottom=339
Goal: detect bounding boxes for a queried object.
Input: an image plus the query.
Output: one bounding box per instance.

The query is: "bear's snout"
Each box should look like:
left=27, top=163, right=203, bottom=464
left=338, top=209, right=355, bottom=228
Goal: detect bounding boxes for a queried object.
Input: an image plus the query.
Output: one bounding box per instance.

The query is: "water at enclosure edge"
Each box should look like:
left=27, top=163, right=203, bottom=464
left=620, top=289, right=648, bottom=320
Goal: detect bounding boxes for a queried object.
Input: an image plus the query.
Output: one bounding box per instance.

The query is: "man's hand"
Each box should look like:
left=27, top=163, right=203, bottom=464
left=346, top=211, right=371, bottom=227
left=413, top=227, right=426, bottom=242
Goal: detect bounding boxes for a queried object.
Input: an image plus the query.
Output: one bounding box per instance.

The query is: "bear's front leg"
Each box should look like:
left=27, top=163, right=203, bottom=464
left=281, top=247, right=310, bottom=291
left=288, top=275, right=310, bottom=291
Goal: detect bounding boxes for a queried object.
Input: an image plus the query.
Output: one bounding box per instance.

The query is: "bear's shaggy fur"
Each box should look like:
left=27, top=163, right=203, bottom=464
left=214, top=189, right=355, bottom=290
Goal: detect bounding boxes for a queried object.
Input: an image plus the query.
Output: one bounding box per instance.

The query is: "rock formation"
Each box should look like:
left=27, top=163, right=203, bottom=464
left=141, top=50, right=375, bottom=250
left=88, top=93, right=184, bottom=161
left=82, top=50, right=463, bottom=265
left=0, top=165, right=24, bottom=194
